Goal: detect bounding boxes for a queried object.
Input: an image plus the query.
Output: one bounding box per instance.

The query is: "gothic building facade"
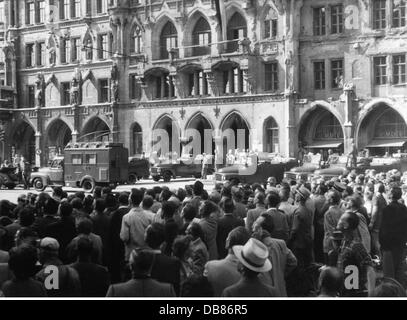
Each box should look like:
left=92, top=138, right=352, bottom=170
left=0, top=0, right=406, bottom=166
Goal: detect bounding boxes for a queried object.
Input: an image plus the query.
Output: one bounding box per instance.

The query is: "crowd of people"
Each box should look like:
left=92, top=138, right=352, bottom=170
left=0, top=168, right=407, bottom=298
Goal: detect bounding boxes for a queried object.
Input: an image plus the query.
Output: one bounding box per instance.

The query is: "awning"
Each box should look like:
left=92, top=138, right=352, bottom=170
left=366, top=140, right=407, bottom=148
left=305, top=142, right=343, bottom=149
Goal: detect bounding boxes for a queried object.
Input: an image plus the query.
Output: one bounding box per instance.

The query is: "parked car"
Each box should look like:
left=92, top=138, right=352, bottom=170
left=215, top=155, right=297, bottom=185
left=128, top=155, right=150, bottom=183
left=150, top=154, right=214, bottom=182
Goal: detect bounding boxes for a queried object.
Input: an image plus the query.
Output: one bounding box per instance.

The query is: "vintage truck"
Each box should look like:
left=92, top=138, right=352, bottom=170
left=215, top=154, right=297, bottom=184
left=30, top=142, right=129, bottom=192
left=150, top=154, right=215, bottom=182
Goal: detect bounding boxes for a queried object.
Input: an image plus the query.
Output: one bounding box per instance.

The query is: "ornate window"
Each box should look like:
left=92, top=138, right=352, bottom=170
left=132, top=123, right=143, bottom=155
left=131, top=26, right=143, bottom=54
left=160, top=21, right=178, bottom=59
left=192, top=17, right=211, bottom=56
left=227, top=12, right=247, bottom=52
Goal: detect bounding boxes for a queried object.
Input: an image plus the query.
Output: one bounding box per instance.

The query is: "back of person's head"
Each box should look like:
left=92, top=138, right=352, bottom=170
left=162, top=201, right=177, bottom=220
left=129, top=249, right=155, bottom=277
left=102, top=187, right=112, bottom=196
left=160, top=189, right=173, bottom=202
left=348, top=195, right=363, bottom=210
left=345, top=186, right=354, bottom=196
left=15, top=227, right=38, bottom=247
left=74, top=191, right=85, bottom=201
left=254, top=192, right=266, bottom=205
left=390, top=186, right=402, bottom=201
left=222, top=198, right=235, bottom=214
left=18, top=207, right=35, bottom=227
left=59, top=201, right=73, bottom=218
left=328, top=190, right=341, bottom=205
left=370, top=277, right=407, bottom=297
left=182, top=204, right=197, bottom=222
left=153, top=186, right=163, bottom=198
left=227, top=227, right=250, bottom=249
left=77, top=236, right=93, bottom=261
left=77, top=218, right=93, bottom=235
left=145, top=223, right=165, bottom=249
left=209, top=191, right=221, bottom=204
left=8, top=244, right=38, bottom=280
left=267, top=191, right=281, bottom=208
left=181, top=274, right=214, bottom=297
left=172, top=236, right=191, bottom=260
left=130, top=189, right=144, bottom=206
left=142, top=195, right=154, bottom=210
left=377, top=183, right=385, bottom=194
left=118, top=192, right=129, bottom=206
left=185, top=185, right=193, bottom=197
left=201, top=190, right=209, bottom=201
left=343, top=210, right=359, bottom=231
left=71, top=197, right=83, bottom=210
left=44, top=198, right=59, bottom=216
left=259, top=213, right=274, bottom=235
left=221, top=185, right=232, bottom=199
left=317, top=183, right=328, bottom=195
left=53, top=186, right=64, bottom=199
left=104, top=193, right=117, bottom=209
left=232, top=188, right=243, bottom=202
left=95, top=198, right=106, bottom=213
left=193, top=181, right=204, bottom=196
left=187, top=222, right=204, bottom=240
left=199, top=201, right=219, bottom=218
left=93, top=186, right=102, bottom=198
left=176, top=188, right=187, bottom=202
left=145, top=189, right=156, bottom=199
left=319, top=267, right=344, bottom=296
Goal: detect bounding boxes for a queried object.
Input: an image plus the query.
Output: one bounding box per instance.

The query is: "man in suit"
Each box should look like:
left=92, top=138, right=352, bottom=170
left=144, top=223, right=181, bottom=296
left=217, top=199, right=244, bottom=259
left=204, top=227, right=250, bottom=296
left=265, top=192, right=289, bottom=242
left=222, top=238, right=277, bottom=297
left=106, top=249, right=176, bottom=297
left=109, top=193, right=130, bottom=283
left=44, top=202, right=77, bottom=264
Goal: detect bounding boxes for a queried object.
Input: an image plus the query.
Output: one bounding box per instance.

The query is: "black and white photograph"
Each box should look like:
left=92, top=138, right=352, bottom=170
left=0, top=0, right=406, bottom=303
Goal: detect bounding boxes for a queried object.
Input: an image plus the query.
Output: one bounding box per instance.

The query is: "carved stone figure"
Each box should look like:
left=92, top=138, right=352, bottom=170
left=70, top=78, right=79, bottom=105
left=35, top=73, right=45, bottom=108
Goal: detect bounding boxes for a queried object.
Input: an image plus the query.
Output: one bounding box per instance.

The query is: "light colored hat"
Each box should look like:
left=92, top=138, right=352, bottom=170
left=296, top=185, right=311, bottom=200
left=233, top=238, right=272, bottom=273
left=40, top=237, right=60, bottom=252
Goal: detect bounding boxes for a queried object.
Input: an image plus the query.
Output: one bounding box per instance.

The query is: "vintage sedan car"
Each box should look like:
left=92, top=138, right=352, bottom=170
left=150, top=154, right=215, bottom=182
left=128, top=155, right=150, bottom=183
left=215, top=155, right=297, bottom=185
left=30, top=156, right=65, bottom=191
left=283, top=154, right=321, bottom=181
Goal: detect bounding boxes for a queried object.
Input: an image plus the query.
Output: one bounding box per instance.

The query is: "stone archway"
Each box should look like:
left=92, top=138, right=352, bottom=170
left=298, top=105, right=345, bottom=155
left=80, top=117, right=111, bottom=142
left=220, top=111, right=250, bottom=161
left=11, top=121, right=36, bottom=165
left=357, top=103, right=407, bottom=156
left=45, top=119, right=72, bottom=161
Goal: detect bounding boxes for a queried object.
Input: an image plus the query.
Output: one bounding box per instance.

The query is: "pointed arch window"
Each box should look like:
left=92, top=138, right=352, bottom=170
left=131, top=26, right=143, bottom=54
left=192, top=17, right=211, bottom=56
left=160, top=21, right=178, bottom=59
left=227, top=12, right=247, bottom=52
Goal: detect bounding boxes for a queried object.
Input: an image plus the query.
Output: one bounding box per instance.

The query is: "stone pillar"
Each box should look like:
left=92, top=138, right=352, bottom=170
left=343, top=82, right=356, bottom=154
left=71, top=104, right=80, bottom=143
left=285, top=93, right=298, bottom=158
left=111, top=102, right=120, bottom=143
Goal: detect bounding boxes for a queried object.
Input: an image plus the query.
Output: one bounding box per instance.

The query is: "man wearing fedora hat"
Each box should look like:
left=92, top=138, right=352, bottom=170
left=221, top=238, right=277, bottom=297
left=289, top=186, right=313, bottom=268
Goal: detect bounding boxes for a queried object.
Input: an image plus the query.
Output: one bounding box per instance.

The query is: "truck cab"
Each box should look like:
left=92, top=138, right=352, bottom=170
left=30, top=156, right=64, bottom=191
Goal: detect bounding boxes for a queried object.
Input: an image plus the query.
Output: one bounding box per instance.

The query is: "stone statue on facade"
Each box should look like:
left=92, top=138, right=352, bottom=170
left=110, top=62, right=119, bottom=103
left=70, top=78, right=79, bottom=106
left=35, top=73, right=45, bottom=108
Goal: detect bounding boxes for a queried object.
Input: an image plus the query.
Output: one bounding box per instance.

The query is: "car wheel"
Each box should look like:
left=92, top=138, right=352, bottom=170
left=6, top=182, right=16, bottom=190
left=152, top=176, right=161, bottom=182
left=33, top=178, right=45, bottom=191
left=128, top=174, right=137, bottom=184
left=163, top=172, right=172, bottom=183
left=82, top=179, right=95, bottom=192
